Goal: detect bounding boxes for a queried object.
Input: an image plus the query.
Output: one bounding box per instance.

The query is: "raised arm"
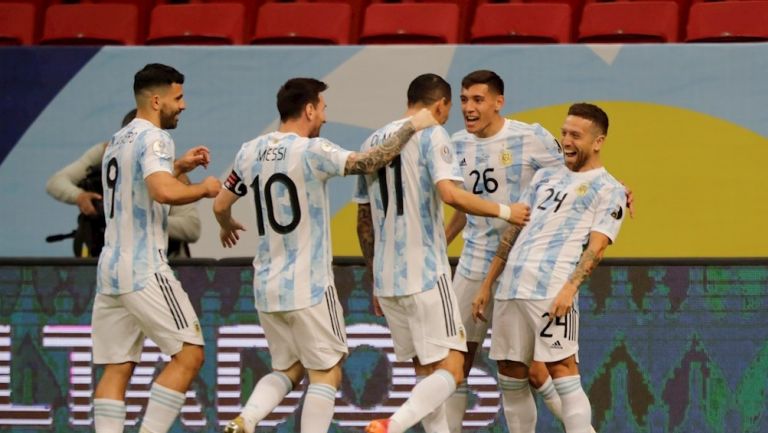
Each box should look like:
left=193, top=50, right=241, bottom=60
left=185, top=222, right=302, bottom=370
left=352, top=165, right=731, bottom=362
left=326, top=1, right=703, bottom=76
left=145, top=172, right=220, bottom=205
left=344, top=108, right=437, bottom=175
left=549, top=231, right=611, bottom=318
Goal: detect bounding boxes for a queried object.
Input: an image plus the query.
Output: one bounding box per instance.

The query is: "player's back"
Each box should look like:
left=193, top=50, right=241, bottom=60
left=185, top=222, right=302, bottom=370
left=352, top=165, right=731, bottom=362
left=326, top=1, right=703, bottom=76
left=498, top=166, right=626, bottom=300
left=230, top=131, right=350, bottom=312
left=451, top=119, right=563, bottom=280
left=355, top=118, right=462, bottom=297
left=97, top=118, right=173, bottom=295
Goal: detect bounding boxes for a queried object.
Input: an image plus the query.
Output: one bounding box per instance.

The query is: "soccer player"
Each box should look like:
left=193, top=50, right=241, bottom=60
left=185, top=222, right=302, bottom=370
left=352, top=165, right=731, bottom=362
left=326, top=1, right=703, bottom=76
left=472, top=103, right=626, bottom=433
left=355, top=73, right=530, bottom=433
left=92, top=63, right=221, bottom=433
left=212, top=77, right=439, bottom=433
left=444, top=70, right=597, bottom=433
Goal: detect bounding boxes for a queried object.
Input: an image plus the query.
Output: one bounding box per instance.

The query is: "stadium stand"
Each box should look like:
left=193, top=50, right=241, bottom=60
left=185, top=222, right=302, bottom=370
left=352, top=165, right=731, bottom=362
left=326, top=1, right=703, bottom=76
left=470, top=2, right=572, bottom=44
left=251, top=2, right=352, bottom=45
left=40, top=3, right=139, bottom=45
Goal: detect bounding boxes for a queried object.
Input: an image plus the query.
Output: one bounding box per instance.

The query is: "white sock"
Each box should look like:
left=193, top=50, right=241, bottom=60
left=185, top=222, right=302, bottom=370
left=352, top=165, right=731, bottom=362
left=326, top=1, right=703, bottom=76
left=94, top=398, right=126, bottom=433
left=445, top=381, right=468, bottom=433
left=415, top=376, right=450, bottom=433
left=535, top=376, right=563, bottom=420
left=389, top=369, right=456, bottom=433
left=241, top=371, right=293, bottom=433
left=139, top=383, right=186, bottom=433
left=553, top=375, right=592, bottom=433
left=301, top=384, right=337, bottom=433
left=497, top=373, right=536, bottom=433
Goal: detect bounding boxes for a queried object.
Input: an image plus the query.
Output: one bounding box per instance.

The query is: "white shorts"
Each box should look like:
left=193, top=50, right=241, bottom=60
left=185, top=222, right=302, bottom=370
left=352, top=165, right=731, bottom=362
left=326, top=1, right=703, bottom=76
left=452, top=272, right=495, bottom=343
left=92, top=272, right=204, bottom=364
left=490, top=298, right=579, bottom=366
left=259, top=287, right=348, bottom=371
left=378, top=274, right=467, bottom=365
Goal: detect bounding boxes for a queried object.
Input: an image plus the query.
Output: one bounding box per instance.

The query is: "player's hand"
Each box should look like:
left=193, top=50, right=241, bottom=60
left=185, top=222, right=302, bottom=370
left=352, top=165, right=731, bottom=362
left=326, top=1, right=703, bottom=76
left=549, top=282, right=578, bottom=318
left=507, top=202, right=531, bottom=225
left=622, top=181, right=635, bottom=218
left=76, top=191, right=102, bottom=216
left=175, top=145, right=211, bottom=174
left=201, top=176, right=222, bottom=198
left=472, top=284, right=492, bottom=323
left=219, top=219, right=246, bottom=248
left=372, top=296, right=383, bottom=317
left=409, top=108, right=439, bottom=131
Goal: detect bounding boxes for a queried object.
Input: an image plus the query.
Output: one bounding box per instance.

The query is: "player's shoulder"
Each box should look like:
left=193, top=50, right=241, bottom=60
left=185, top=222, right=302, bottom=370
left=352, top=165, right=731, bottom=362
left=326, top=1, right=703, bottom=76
left=450, top=128, right=474, bottom=144
left=421, top=124, right=451, bottom=142
left=598, top=169, right=625, bottom=193
left=505, top=119, right=555, bottom=141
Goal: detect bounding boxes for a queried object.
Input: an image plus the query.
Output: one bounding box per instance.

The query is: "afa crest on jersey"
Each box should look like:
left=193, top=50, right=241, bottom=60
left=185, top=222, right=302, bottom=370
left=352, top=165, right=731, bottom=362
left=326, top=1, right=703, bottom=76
left=499, top=150, right=513, bottom=167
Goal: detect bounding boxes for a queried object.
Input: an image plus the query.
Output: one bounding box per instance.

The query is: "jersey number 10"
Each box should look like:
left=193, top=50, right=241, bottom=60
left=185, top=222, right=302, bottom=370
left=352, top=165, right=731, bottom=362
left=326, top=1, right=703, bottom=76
left=251, top=173, right=302, bottom=236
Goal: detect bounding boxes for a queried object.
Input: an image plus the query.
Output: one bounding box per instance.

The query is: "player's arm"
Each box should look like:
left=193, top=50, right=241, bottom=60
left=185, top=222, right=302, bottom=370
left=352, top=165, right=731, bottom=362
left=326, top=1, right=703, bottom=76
left=356, top=203, right=383, bottom=316
left=445, top=210, right=466, bottom=244
left=549, top=231, right=611, bottom=318
left=472, top=224, right=523, bottom=322
left=173, top=145, right=211, bottom=177
left=213, top=187, right=247, bottom=248
left=344, top=108, right=437, bottom=175
left=145, top=171, right=220, bottom=205
left=436, top=180, right=530, bottom=225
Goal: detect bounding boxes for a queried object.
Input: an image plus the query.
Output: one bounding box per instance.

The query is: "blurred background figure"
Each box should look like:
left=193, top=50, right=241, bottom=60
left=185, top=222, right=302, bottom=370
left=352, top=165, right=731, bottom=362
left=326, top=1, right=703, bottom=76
left=45, top=109, right=201, bottom=258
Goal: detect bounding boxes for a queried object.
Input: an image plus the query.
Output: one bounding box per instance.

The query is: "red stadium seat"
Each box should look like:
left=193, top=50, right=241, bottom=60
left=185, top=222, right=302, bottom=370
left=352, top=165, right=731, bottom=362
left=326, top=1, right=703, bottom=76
left=0, top=3, right=35, bottom=45
left=470, top=3, right=571, bottom=44
left=686, top=1, right=768, bottom=42
left=582, top=0, right=690, bottom=41
left=370, top=0, right=476, bottom=42
left=251, top=2, right=352, bottom=45
left=40, top=4, right=139, bottom=45
left=302, top=0, right=368, bottom=43
left=359, top=2, right=460, bottom=44
left=146, top=3, right=245, bottom=45
left=578, top=1, right=679, bottom=43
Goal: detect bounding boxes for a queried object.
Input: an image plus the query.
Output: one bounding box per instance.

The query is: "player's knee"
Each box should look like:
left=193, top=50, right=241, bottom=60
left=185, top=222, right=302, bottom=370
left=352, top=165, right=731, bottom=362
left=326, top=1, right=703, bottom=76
left=175, top=344, right=205, bottom=372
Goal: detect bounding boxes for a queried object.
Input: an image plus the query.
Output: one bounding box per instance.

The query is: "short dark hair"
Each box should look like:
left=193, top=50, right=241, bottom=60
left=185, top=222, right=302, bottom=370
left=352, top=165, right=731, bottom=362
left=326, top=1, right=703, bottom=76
left=133, top=63, right=184, bottom=95
left=277, top=78, right=328, bottom=122
left=121, top=109, right=137, bottom=127
left=461, top=70, right=504, bottom=95
left=568, top=103, right=609, bottom=135
left=407, top=73, right=451, bottom=106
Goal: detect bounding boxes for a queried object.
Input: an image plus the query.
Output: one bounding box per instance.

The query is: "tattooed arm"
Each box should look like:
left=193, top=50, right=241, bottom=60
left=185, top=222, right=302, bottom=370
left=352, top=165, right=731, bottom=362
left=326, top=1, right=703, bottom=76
left=357, top=203, right=383, bottom=316
left=548, top=231, right=612, bottom=318
left=344, top=108, right=437, bottom=175
left=357, top=204, right=375, bottom=268
left=472, top=224, right=524, bottom=322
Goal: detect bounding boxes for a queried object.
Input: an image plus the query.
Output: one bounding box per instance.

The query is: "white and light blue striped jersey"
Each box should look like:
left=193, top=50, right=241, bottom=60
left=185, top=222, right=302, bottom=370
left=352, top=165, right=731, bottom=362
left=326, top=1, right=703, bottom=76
left=224, top=131, right=351, bottom=313
left=97, top=118, right=174, bottom=295
left=496, top=166, right=626, bottom=300
left=452, top=119, right=563, bottom=280
left=353, top=118, right=463, bottom=297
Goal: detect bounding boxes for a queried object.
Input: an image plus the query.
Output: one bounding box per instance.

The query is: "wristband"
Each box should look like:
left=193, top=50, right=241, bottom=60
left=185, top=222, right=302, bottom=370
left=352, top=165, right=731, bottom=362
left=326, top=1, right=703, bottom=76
left=497, top=204, right=511, bottom=221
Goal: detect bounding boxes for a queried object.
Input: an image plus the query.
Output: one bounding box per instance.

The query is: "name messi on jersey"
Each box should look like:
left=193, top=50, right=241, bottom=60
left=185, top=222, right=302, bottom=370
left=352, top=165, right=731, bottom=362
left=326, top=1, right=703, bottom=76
left=256, top=146, right=286, bottom=162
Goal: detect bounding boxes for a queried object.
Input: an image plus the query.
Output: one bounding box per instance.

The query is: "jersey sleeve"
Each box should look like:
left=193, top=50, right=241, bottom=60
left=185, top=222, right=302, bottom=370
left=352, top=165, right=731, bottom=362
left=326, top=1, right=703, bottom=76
left=305, top=138, right=352, bottom=181
left=529, top=124, right=564, bottom=170
left=223, top=146, right=249, bottom=197
left=591, top=184, right=626, bottom=243
left=140, top=130, right=175, bottom=178
left=424, top=127, right=463, bottom=184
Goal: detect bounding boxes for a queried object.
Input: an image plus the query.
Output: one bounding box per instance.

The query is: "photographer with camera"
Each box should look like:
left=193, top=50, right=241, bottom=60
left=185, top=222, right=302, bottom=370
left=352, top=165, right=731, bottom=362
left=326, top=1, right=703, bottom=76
left=45, top=109, right=201, bottom=257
